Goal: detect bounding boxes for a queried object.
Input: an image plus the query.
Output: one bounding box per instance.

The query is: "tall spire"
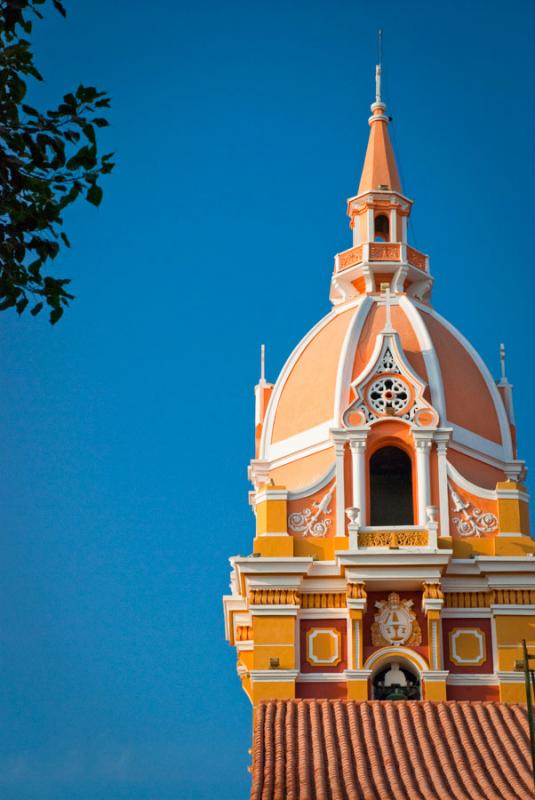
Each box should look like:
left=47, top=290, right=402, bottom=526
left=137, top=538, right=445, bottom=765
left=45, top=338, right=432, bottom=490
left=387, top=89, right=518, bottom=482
left=358, top=44, right=402, bottom=195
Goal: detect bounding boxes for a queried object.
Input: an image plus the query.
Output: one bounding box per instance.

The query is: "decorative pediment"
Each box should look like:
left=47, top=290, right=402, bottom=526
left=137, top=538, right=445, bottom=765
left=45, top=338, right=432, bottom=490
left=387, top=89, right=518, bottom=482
left=343, top=328, right=439, bottom=429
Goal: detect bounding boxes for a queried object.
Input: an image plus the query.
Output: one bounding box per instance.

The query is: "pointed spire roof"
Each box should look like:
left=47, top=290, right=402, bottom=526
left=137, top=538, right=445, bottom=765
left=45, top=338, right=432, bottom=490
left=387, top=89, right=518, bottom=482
left=358, top=64, right=402, bottom=195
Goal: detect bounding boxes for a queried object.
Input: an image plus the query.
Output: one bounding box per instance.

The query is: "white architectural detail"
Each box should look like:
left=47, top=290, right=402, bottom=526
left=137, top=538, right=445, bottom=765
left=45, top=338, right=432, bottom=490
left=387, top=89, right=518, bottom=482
left=334, top=439, right=346, bottom=536
left=414, top=431, right=433, bottom=525
left=423, top=305, right=513, bottom=460
left=384, top=661, right=407, bottom=686
left=333, top=296, right=373, bottom=425
left=368, top=375, right=410, bottom=415
left=435, top=430, right=451, bottom=536
left=376, top=346, right=400, bottom=374
left=343, top=316, right=438, bottom=430
left=349, top=433, right=368, bottom=524
left=399, top=295, right=446, bottom=422
left=446, top=461, right=496, bottom=501
left=307, top=629, right=340, bottom=665
left=449, top=484, right=498, bottom=537
left=260, top=310, right=335, bottom=460
left=364, top=646, right=429, bottom=673
left=372, top=592, right=421, bottom=646
left=287, top=485, right=335, bottom=537
left=288, top=464, right=336, bottom=501
left=449, top=628, right=486, bottom=665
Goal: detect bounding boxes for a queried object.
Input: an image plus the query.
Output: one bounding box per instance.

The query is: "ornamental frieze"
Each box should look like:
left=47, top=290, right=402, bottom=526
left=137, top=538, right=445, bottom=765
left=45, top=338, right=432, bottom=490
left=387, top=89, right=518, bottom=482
left=247, top=589, right=300, bottom=605
left=359, top=530, right=428, bottom=547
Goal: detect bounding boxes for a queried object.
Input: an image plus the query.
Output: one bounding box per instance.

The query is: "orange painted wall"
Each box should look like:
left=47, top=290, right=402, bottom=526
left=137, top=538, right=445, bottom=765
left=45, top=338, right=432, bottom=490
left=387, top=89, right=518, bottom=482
left=272, top=309, right=355, bottom=443
left=422, top=311, right=502, bottom=444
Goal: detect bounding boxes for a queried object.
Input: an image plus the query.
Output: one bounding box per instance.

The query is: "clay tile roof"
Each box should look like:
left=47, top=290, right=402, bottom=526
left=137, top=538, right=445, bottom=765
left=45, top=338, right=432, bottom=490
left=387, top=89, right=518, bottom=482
left=250, top=699, right=533, bottom=800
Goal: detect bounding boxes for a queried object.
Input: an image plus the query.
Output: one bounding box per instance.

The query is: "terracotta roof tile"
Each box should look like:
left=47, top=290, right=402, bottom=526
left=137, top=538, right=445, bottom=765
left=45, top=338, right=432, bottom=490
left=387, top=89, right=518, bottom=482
left=250, top=700, right=533, bottom=800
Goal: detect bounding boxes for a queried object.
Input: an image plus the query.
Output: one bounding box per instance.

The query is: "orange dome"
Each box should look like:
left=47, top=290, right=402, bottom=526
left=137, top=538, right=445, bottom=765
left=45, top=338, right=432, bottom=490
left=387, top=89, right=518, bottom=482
left=260, top=296, right=512, bottom=491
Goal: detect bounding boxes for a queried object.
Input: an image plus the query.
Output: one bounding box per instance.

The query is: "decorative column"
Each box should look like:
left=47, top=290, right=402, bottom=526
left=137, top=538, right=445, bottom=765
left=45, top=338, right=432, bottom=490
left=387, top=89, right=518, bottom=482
left=421, top=581, right=448, bottom=701
left=345, top=581, right=370, bottom=700
left=413, top=431, right=433, bottom=526
left=334, top=438, right=347, bottom=537
left=349, top=431, right=368, bottom=526
left=434, top=430, right=451, bottom=538
left=390, top=206, right=398, bottom=242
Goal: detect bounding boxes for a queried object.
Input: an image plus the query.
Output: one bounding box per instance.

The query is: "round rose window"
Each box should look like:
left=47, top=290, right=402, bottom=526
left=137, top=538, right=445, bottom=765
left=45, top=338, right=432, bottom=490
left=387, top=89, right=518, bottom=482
left=367, top=376, right=410, bottom=415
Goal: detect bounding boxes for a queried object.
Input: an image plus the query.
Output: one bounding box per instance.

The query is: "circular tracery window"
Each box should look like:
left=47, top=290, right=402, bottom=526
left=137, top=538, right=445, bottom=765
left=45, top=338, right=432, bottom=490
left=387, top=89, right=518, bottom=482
left=368, top=376, right=410, bottom=415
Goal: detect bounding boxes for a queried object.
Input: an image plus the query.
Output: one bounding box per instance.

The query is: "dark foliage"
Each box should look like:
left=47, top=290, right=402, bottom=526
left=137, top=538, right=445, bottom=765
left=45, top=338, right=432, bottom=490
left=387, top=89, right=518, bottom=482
left=0, top=0, right=114, bottom=323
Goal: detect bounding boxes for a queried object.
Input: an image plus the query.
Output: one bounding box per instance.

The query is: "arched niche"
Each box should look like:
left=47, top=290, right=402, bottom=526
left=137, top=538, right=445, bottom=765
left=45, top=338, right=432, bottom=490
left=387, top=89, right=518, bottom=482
left=374, top=213, right=390, bottom=242
left=369, top=445, right=414, bottom=526
left=365, top=647, right=428, bottom=701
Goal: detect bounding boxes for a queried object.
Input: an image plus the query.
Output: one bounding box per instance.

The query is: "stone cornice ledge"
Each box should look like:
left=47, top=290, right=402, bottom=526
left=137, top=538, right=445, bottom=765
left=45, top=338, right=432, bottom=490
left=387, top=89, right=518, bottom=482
left=249, top=669, right=299, bottom=683
left=230, top=556, right=313, bottom=576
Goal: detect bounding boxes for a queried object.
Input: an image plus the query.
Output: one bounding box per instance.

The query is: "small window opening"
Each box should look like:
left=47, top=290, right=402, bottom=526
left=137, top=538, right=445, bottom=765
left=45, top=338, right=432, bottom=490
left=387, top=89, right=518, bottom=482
left=374, top=214, right=390, bottom=242
left=373, top=661, right=421, bottom=700
left=370, top=446, right=413, bottom=526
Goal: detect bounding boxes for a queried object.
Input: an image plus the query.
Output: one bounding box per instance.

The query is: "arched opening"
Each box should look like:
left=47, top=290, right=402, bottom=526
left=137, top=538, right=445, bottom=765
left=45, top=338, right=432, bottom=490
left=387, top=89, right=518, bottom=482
left=370, top=446, right=414, bottom=526
left=374, top=214, right=390, bottom=242
left=372, top=661, right=421, bottom=700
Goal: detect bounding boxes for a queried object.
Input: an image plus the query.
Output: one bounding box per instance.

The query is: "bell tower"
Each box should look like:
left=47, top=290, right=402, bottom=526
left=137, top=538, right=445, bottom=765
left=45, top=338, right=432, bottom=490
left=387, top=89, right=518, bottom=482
left=224, top=61, right=534, bottom=721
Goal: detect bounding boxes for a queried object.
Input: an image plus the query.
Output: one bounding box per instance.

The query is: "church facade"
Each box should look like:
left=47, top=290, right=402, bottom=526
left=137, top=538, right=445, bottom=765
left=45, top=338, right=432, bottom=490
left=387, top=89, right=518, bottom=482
left=223, top=66, right=534, bottom=799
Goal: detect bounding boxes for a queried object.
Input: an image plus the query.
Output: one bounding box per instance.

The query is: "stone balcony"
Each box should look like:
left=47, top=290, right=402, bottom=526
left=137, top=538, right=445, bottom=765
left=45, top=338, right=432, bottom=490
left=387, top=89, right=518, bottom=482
left=335, top=242, right=428, bottom=274
left=355, top=525, right=434, bottom=550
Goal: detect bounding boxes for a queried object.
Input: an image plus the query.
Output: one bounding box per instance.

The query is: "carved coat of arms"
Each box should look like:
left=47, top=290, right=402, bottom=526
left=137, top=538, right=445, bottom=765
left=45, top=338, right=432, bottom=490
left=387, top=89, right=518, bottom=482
left=371, top=592, right=422, bottom=647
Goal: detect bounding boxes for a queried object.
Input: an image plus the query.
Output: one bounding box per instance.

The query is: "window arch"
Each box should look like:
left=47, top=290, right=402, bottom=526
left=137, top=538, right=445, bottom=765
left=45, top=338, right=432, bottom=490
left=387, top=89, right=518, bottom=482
left=369, top=446, right=414, bottom=526
left=372, top=661, right=421, bottom=700
left=374, top=214, right=390, bottom=242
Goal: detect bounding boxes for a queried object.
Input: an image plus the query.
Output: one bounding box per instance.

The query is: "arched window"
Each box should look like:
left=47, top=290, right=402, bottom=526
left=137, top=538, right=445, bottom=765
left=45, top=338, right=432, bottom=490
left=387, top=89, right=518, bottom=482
left=374, top=214, right=390, bottom=242
left=373, top=661, right=421, bottom=700
left=370, top=446, right=413, bottom=526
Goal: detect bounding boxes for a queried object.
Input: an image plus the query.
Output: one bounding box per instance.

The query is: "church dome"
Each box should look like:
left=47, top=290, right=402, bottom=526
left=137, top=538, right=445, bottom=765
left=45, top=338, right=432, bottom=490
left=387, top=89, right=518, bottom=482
left=251, top=69, right=520, bottom=503
left=260, top=297, right=513, bottom=491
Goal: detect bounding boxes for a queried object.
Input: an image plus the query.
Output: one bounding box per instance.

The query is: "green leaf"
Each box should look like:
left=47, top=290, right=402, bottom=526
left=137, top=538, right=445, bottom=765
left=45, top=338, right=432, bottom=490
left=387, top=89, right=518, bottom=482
left=53, top=0, right=67, bottom=17
left=86, top=184, right=103, bottom=206
left=16, top=298, right=29, bottom=315
left=22, top=104, right=39, bottom=117
left=50, top=307, right=64, bottom=325
left=83, top=123, right=96, bottom=144
left=30, top=302, right=43, bottom=317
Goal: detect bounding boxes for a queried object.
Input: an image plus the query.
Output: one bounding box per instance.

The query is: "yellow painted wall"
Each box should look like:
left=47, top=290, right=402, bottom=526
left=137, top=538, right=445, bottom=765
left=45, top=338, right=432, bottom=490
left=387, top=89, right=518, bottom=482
left=252, top=681, right=295, bottom=703
left=499, top=683, right=527, bottom=703
left=424, top=680, right=447, bottom=701
left=253, top=615, right=295, bottom=645
left=495, top=615, right=535, bottom=670
left=256, top=497, right=287, bottom=535
left=253, top=535, right=293, bottom=557
left=253, top=645, right=295, bottom=670
left=347, top=680, right=368, bottom=700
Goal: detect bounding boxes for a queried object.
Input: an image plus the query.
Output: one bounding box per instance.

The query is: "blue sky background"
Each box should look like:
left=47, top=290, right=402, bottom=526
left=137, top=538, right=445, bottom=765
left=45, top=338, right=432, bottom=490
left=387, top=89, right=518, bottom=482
left=1, top=1, right=534, bottom=798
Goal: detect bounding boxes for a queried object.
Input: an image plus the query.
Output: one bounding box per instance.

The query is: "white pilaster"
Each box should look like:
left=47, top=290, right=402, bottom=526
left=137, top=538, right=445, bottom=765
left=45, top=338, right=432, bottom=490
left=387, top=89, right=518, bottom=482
left=349, top=432, right=368, bottom=526
left=334, top=440, right=346, bottom=537
left=366, top=208, right=374, bottom=242
left=434, top=429, right=452, bottom=538
left=390, top=207, right=398, bottom=243
left=401, top=213, right=407, bottom=244
left=413, top=431, right=433, bottom=526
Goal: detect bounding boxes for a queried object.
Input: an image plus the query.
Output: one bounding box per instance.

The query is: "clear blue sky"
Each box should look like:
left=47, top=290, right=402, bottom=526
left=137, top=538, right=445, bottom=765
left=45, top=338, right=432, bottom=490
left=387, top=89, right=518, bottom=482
left=1, top=1, right=534, bottom=799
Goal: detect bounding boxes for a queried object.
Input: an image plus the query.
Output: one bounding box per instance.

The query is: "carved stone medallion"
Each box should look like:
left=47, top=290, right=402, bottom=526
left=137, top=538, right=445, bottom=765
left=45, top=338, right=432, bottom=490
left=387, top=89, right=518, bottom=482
left=371, top=592, right=422, bottom=647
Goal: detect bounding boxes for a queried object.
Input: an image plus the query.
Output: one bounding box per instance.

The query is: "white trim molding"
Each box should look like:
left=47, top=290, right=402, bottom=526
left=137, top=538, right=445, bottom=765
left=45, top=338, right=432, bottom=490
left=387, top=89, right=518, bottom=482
left=249, top=669, right=299, bottom=683
left=447, top=673, right=498, bottom=686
